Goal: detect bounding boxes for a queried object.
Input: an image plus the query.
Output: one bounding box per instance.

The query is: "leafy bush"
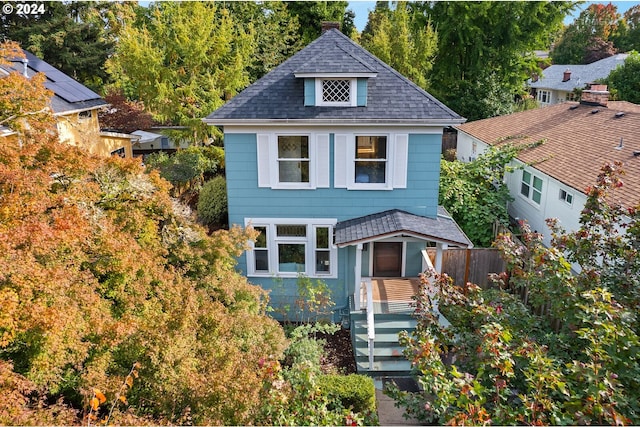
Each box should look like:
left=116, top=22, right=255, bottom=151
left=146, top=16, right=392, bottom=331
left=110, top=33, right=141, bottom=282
left=145, top=146, right=218, bottom=195
left=318, top=374, right=377, bottom=421
left=197, top=175, right=228, bottom=227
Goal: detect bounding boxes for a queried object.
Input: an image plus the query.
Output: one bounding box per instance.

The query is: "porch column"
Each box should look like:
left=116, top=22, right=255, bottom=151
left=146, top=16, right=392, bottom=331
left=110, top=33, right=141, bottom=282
left=354, top=243, right=363, bottom=310
left=435, top=242, right=448, bottom=274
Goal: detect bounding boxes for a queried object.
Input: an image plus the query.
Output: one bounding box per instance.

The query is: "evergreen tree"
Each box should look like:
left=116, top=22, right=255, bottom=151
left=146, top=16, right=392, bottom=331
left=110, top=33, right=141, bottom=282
left=360, top=2, right=437, bottom=90
left=0, top=1, right=115, bottom=91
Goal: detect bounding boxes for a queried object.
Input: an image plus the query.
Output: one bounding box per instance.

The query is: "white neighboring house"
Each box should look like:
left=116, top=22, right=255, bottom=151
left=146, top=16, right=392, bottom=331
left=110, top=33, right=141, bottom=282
left=529, top=53, right=628, bottom=106
left=456, top=86, right=640, bottom=255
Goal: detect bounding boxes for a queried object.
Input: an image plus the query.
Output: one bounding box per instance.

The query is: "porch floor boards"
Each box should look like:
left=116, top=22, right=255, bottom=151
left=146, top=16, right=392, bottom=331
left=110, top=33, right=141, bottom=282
left=369, top=277, right=419, bottom=315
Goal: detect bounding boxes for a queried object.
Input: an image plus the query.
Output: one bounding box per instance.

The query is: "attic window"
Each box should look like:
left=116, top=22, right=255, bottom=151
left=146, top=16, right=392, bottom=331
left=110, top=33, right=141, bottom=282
left=323, top=79, right=350, bottom=103
left=316, top=78, right=356, bottom=106
left=79, top=110, right=92, bottom=120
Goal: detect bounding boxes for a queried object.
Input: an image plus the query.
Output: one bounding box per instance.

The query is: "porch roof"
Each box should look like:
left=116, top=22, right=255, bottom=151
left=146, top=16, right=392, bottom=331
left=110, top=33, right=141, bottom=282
left=334, top=207, right=473, bottom=248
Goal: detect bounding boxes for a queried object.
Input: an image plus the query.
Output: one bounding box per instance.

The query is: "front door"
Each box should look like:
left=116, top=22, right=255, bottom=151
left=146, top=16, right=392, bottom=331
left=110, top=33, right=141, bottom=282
left=373, top=242, right=403, bottom=277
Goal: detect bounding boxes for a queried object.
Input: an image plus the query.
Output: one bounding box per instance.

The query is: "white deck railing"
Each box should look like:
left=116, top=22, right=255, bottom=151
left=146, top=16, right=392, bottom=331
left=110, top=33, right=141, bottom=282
left=363, top=278, right=375, bottom=370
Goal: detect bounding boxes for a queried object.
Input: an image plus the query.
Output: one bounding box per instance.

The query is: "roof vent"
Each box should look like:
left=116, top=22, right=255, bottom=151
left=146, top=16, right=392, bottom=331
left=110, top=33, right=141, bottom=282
left=633, top=151, right=640, bottom=157
left=616, top=137, right=623, bottom=150
left=21, top=58, right=28, bottom=77
left=615, top=112, right=625, bottom=118
left=591, top=109, right=600, bottom=114
left=569, top=105, right=579, bottom=110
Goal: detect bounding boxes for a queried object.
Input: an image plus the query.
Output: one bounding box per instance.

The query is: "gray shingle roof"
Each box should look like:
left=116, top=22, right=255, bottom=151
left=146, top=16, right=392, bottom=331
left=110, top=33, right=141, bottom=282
left=335, top=208, right=473, bottom=247
left=2, top=50, right=106, bottom=115
left=204, top=29, right=464, bottom=125
left=529, top=54, right=628, bottom=92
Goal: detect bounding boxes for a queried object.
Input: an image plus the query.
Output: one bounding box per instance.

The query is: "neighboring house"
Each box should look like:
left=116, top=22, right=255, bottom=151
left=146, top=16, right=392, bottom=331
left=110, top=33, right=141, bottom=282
left=130, top=129, right=190, bottom=157
left=529, top=53, right=628, bottom=106
left=456, top=86, right=640, bottom=253
left=1, top=50, right=137, bottom=158
left=204, top=27, right=472, bottom=333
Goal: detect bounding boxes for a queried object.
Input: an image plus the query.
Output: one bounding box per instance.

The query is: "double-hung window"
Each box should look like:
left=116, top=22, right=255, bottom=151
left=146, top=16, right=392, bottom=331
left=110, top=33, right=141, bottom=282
left=256, top=132, right=330, bottom=190
left=521, top=170, right=543, bottom=204
left=278, top=136, right=309, bottom=183
left=246, top=219, right=337, bottom=278
left=355, top=136, right=387, bottom=184
left=334, top=132, right=408, bottom=190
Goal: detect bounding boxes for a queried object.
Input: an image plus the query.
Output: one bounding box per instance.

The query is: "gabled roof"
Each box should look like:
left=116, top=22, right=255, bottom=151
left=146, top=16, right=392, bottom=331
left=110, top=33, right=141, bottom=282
left=1, top=50, right=106, bottom=115
left=204, top=29, right=464, bottom=125
left=335, top=207, right=473, bottom=248
left=456, top=101, right=640, bottom=209
left=529, top=54, right=628, bottom=92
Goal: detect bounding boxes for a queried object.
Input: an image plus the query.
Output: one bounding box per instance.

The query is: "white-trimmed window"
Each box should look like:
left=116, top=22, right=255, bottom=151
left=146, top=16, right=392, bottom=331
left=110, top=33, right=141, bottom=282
left=537, top=90, right=551, bottom=104
left=355, top=135, right=387, bottom=184
left=278, top=135, right=309, bottom=183
left=257, top=133, right=330, bottom=190
left=559, top=188, right=573, bottom=205
left=246, top=219, right=337, bottom=278
left=334, top=132, right=408, bottom=190
left=316, top=78, right=356, bottom=106
left=521, top=170, right=543, bottom=204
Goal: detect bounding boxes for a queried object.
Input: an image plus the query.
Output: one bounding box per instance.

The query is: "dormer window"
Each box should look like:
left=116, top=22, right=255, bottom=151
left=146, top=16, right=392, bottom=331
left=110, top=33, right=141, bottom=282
left=320, top=79, right=353, bottom=105
left=295, top=72, right=376, bottom=108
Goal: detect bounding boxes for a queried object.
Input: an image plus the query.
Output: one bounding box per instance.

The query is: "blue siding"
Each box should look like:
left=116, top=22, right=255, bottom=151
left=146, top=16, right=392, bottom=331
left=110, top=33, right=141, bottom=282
left=224, top=131, right=442, bottom=310
left=225, top=133, right=441, bottom=223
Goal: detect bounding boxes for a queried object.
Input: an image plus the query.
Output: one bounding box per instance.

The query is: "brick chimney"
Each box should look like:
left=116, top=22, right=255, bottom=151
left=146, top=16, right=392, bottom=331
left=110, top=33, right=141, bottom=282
left=581, top=84, right=609, bottom=107
left=562, top=68, right=571, bottom=82
left=321, top=21, right=341, bottom=33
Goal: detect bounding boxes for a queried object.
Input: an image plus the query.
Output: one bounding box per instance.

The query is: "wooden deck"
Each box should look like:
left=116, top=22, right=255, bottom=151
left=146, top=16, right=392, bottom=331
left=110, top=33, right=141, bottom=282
left=369, top=277, right=420, bottom=314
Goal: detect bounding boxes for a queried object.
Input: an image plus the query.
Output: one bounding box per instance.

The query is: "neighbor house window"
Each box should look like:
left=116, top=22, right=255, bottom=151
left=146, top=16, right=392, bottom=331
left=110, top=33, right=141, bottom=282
left=537, top=90, right=551, bottom=104
left=278, top=135, right=309, bottom=183
left=521, top=170, right=543, bottom=204
left=246, top=219, right=337, bottom=278
left=355, top=135, right=387, bottom=184
left=559, top=189, right=573, bottom=205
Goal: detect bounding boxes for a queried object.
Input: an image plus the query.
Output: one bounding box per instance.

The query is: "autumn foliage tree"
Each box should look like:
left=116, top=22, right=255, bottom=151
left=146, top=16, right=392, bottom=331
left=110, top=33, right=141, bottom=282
left=389, top=162, right=640, bottom=425
left=1, top=41, right=287, bottom=425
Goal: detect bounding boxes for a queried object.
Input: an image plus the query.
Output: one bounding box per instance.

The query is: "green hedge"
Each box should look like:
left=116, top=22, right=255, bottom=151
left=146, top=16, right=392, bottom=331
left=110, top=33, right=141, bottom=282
left=318, top=374, right=376, bottom=415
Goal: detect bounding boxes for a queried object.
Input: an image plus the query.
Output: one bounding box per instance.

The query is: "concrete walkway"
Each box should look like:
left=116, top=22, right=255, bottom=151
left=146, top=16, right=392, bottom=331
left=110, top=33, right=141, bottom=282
left=374, top=377, right=422, bottom=426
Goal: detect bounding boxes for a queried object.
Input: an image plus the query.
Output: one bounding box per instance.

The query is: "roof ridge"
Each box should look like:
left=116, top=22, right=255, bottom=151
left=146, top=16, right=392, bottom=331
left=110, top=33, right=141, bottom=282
left=326, top=29, right=463, bottom=119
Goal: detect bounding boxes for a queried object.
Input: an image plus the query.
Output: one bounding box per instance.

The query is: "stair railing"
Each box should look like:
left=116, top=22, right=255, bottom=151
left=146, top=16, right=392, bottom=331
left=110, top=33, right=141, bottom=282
left=363, top=278, right=375, bottom=370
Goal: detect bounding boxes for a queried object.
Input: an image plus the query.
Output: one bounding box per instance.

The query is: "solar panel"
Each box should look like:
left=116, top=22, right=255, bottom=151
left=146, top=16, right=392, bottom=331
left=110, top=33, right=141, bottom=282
left=48, top=82, right=85, bottom=103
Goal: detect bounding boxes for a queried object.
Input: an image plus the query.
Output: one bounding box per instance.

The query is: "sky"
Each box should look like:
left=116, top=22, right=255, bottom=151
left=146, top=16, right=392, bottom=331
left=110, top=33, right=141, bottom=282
left=347, top=1, right=640, bottom=31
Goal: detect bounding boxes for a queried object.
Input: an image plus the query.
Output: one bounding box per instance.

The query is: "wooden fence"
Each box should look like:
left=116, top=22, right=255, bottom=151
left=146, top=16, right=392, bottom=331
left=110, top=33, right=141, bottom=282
left=428, top=248, right=506, bottom=288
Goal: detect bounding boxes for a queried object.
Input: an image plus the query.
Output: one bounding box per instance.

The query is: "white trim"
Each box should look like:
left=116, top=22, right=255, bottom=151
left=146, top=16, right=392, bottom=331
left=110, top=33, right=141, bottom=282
left=294, top=72, right=377, bottom=78
left=245, top=218, right=338, bottom=279
left=222, top=125, right=445, bottom=134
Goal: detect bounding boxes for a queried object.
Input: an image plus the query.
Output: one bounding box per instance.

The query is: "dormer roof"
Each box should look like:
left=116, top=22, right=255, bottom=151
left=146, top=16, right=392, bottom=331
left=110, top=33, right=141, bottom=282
left=204, top=29, right=464, bottom=126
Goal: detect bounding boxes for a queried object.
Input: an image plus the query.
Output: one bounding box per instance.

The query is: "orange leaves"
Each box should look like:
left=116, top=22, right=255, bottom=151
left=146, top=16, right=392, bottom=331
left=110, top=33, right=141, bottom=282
left=94, top=389, right=107, bottom=404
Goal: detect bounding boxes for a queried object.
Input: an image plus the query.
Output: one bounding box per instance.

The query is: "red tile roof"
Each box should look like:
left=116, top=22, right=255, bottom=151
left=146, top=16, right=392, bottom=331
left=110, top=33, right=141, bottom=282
left=456, top=101, right=640, bottom=209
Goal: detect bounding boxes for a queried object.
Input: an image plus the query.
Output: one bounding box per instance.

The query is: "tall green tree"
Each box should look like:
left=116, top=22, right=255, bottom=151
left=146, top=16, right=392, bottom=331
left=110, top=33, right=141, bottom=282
left=613, top=5, right=640, bottom=52
left=225, top=1, right=302, bottom=81
left=286, top=1, right=354, bottom=44
left=105, top=2, right=253, bottom=142
left=607, top=50, right=640, bottom=103
left=360, top=2, right=437, bottom=89
left=421, top=1, right=572, bottom=119
left=0, top=1, right=115, bottom=91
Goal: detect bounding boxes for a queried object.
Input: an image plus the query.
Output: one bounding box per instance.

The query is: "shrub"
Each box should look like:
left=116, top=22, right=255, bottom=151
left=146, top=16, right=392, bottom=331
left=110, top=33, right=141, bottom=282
left=197, top=176, right=228, bottom=227
left=318, top=374, right=377, bottom=417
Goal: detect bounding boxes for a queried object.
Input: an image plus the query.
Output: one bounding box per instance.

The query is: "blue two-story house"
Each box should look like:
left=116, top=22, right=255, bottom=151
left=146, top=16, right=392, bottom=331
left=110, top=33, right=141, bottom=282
left=204, top=28, right=471, bottom=371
